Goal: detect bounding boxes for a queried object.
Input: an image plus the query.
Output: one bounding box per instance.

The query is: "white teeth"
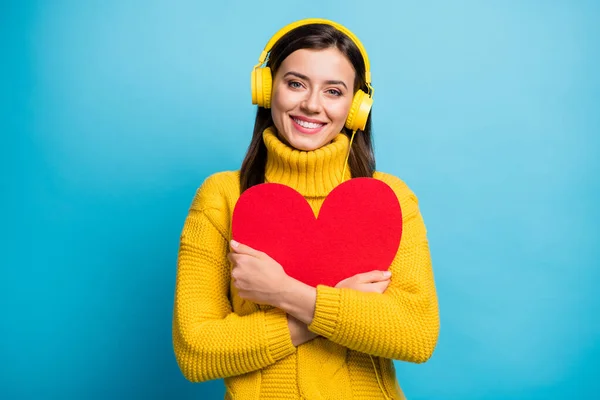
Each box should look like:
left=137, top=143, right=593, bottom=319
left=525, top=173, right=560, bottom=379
left=293, top=117, right=324, bottom=129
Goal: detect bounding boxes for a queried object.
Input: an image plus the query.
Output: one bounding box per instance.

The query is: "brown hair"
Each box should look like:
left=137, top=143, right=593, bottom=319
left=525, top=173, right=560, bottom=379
left=240, top=24, right=375, bottom=192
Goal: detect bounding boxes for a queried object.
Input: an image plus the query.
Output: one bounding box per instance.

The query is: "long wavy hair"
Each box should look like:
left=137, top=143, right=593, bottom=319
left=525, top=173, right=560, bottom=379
left=240, top=24, right=375, bottom=193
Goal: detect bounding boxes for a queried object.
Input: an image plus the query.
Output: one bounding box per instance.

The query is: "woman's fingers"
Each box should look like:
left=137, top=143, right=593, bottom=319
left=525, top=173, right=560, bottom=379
left=356, top=270, right=392, bottom=283
left=230, top=240, right=265, bottom=258
left=335, top=270, right=392, bottom=288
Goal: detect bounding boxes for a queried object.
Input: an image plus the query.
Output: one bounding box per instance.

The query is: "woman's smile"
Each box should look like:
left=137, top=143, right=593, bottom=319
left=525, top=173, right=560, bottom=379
left=290, top=115, right=327, bottom=135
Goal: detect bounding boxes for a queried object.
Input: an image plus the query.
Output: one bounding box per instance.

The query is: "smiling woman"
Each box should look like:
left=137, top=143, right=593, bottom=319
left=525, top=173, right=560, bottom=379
left=172, top=19, right=440, bottom=400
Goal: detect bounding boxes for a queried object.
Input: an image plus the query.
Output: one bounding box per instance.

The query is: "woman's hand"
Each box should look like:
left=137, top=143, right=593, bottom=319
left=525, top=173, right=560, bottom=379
left=228, top=240, right=293, bottom=307
left=335, top=270, right=392, bottom=294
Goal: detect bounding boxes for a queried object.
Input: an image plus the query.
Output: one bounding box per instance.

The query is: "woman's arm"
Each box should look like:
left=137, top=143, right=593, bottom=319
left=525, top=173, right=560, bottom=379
left=173, top=200, right=297, bottom=383
left=309, top=192, right=439, bottom=363
left=273, top=185, right=439, bottom=363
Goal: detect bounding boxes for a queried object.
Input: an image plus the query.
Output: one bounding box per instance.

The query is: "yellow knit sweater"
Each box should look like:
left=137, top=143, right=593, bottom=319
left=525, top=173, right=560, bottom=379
left=172, top=127, right=440, bottom=400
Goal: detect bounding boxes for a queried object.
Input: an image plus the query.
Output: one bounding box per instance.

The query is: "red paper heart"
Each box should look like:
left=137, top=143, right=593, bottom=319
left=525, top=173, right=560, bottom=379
left=231, top=178, right=402, bottom=288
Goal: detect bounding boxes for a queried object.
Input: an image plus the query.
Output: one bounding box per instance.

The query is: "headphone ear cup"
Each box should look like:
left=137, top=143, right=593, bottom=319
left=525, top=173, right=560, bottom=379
left=251, top=68, right=259, bottom=105
left=251, top=67, right=273, bottom=108
left=260, top=67, right=273, bottom=108
left=345, top=89, right=373, bottom=131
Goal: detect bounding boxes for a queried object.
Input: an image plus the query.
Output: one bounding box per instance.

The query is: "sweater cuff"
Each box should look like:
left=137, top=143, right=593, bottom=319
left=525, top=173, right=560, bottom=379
left=264, top=307, right=296, bottom=361
left=308, top=285, right=341, bottom=338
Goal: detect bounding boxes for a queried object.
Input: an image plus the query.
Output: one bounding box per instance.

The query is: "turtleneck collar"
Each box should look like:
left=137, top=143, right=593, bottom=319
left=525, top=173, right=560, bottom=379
left=263, top=126, right=352, bottom=197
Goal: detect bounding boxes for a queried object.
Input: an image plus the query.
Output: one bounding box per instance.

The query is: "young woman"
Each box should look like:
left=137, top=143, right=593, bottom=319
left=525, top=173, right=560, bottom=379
left=172, top=19, right=440, bottom=400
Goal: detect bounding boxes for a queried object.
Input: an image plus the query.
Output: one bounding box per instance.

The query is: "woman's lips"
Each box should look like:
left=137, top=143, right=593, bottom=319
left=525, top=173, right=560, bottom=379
left=290, top=116, right=326, bottom=135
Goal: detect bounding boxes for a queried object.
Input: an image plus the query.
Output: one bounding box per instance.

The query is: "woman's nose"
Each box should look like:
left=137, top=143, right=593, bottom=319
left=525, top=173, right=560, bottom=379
left=301, top=90, right=322, bottom=114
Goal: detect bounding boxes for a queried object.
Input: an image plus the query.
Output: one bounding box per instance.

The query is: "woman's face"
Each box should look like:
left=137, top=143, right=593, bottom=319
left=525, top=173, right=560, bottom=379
left=270, top=48, right=356, bottom=151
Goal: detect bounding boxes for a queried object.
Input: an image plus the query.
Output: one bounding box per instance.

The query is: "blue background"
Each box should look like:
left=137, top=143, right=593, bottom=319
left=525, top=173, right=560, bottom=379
left=2, top=0, right=599, bottom=399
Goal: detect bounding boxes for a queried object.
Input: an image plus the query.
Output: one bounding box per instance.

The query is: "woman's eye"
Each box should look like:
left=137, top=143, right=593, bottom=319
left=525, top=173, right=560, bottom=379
left=327, top=89, right=342, bottom=97
left=288, top=81, right=303, bottom=89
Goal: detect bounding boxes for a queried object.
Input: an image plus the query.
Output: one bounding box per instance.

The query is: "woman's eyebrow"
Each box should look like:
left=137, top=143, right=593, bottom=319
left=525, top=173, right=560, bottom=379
left=283, top=71, right=348, bottom=90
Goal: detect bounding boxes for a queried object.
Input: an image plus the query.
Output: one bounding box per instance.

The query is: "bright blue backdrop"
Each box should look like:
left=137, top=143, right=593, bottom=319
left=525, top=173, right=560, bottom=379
left=2, top=1, right=599, bottom=399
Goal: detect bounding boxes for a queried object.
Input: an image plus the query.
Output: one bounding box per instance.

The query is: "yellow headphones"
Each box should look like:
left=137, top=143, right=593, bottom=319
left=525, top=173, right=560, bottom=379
left=251, top=18, right=374, bottom=132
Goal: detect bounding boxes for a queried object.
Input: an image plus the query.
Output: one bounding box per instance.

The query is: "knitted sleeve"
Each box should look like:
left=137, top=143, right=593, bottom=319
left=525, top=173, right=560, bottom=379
left=307, top=174, right=440, bottom=363
left=172, top=175, right=296, bottom=382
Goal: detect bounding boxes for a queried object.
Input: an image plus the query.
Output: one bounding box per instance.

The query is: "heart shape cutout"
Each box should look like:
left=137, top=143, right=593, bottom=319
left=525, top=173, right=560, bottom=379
left=232, top=178, right=402, bottom=288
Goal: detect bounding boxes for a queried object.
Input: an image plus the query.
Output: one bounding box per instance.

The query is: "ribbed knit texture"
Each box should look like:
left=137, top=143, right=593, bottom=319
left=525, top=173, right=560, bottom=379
left=173, top=127, right=440, bottom=399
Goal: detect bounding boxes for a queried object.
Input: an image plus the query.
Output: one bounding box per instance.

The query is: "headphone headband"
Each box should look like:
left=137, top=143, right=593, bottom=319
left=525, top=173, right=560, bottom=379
left=257, top=18, right=372, bottom=85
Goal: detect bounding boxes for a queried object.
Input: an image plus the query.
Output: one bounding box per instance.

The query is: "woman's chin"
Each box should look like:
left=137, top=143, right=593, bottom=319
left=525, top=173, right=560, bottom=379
left=288, top=136, right=325, bottom=151
left=284, top=129, right=332, bottom=151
